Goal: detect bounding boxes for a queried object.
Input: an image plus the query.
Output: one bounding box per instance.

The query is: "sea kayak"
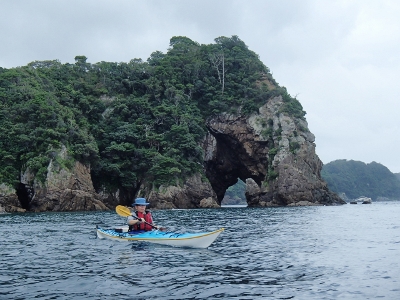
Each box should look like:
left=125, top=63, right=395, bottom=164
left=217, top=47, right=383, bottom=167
left=96, top=227, right=224, bottom=249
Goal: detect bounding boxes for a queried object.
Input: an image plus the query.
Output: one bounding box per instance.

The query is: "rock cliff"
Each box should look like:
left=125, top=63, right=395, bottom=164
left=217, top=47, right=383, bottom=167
left=145, top=174, right=219, bottom=209
left=0, top=146, right=109, bottom=212
left=202, top=96, right=345, bottom=206
left=0, top=183, right=24, bottom=212
left=28, top=160, right=109, bottom=212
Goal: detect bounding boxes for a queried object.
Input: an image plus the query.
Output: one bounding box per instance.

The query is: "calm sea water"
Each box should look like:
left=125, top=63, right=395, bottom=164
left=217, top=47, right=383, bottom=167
left=1, top=202, right=399, bottom=299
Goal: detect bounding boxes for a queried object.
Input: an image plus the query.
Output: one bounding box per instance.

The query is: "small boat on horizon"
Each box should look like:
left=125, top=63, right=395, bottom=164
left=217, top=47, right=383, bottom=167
left=353, top=196, right=372, bottom=204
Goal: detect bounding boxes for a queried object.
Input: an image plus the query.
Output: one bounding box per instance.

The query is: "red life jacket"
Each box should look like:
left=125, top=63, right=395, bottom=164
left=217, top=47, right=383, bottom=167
left=131, top=211, right=153, bottom=231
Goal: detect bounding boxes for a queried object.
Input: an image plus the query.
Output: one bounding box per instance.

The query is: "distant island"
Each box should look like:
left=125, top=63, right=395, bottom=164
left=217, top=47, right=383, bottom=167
left=321, top=160, right=400, bottom=201
left=395, top=173, right=400, bottom=182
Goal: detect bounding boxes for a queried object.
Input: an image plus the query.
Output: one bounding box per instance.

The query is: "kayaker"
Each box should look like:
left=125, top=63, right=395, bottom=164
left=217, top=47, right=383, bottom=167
left=128, top=198, right=156, bottom=232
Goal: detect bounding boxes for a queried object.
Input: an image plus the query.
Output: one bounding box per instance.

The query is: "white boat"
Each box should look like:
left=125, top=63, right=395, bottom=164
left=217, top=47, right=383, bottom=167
left=96, top=227, right=224, bottom=249
left=355, top=196, right=372, bottom=204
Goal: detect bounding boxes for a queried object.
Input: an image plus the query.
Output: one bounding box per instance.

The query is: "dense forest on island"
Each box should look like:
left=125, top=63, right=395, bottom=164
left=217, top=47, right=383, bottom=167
left=321, top=160, right=400, bottom=200
left=0, top=36, right=305, bottom=197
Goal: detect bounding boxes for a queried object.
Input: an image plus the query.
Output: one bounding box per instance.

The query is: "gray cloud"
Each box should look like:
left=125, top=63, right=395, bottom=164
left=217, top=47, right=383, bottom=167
left=1, top=0, right=399, bottom=172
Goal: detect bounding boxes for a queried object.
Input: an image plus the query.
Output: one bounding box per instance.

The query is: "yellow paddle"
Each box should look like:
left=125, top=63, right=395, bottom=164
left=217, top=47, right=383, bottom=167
left=115, top=205, right=134, bottom=217
left=115, top=205, right=165, bottom=231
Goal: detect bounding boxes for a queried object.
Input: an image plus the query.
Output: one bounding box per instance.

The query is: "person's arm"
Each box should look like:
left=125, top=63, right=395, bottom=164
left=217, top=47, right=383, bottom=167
left=127, top=216, right=143, bottom=225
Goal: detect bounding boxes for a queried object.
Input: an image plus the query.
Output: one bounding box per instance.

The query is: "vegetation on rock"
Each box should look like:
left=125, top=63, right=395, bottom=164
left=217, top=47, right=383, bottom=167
left=0, top=36, right=306, bottom=197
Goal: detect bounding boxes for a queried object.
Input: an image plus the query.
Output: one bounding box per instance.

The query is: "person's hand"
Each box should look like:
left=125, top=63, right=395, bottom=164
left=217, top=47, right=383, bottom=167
left=156, top=226, right=167, bottom=232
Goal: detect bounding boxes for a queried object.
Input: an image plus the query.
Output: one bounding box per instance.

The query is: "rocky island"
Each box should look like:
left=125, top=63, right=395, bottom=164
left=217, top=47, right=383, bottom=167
left=0, top=36, right=345, bottom=212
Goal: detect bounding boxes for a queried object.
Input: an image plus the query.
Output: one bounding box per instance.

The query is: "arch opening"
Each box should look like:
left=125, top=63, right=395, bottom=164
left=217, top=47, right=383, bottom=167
left=221, top=178, right=247, bottom=206
left=204, top=127, right=268, bottom=205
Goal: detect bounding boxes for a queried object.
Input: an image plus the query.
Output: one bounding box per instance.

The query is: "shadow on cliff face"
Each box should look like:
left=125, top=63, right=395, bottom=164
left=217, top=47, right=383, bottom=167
left=16, top=183, right=34, bottom=210
left=204, top=115, right=268, bottom=204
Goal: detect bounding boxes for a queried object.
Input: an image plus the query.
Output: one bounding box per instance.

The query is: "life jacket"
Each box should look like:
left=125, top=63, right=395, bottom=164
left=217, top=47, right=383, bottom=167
left=129, top=210, right=153, bottom=231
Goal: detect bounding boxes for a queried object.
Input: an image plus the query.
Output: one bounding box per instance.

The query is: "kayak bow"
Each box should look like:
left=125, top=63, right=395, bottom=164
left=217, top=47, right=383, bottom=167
left=96, top=227, right=224, bottom=249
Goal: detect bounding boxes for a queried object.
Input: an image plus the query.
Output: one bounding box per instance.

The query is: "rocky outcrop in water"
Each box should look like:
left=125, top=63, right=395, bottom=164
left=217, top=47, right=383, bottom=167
left=145, top=174, right=219, bottom=209
left=202, top=96, right=345, bottom=207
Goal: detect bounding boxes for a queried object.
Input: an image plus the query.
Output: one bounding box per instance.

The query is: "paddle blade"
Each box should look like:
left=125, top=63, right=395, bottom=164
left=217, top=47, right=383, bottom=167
left=115, top=205, right=132, bottom=217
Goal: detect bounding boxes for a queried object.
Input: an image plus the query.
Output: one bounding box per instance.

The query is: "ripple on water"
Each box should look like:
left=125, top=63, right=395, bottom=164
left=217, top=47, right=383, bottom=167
left=1, top=203, right=400, bottom=299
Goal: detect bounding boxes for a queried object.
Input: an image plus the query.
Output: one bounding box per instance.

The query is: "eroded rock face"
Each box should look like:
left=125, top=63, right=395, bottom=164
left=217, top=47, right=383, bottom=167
left=29, top=160, right=109, bottom=212
left=204, top=96, right=345, bottom=206
left=0, top=183, right=25, bottom=212
left=0, top=146, right=110, bottom=213
left=146, top=174, right=219, bottom=209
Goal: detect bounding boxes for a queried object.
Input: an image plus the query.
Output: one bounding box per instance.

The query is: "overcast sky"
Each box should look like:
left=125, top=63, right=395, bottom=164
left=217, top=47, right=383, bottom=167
left=1, top=0, right=399, bottom=172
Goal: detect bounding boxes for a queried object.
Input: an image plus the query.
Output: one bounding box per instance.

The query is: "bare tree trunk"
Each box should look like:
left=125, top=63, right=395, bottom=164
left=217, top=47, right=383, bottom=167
left=209, top=52, right=225, bottom=96
left=221, top=54, right=224, bottom=96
